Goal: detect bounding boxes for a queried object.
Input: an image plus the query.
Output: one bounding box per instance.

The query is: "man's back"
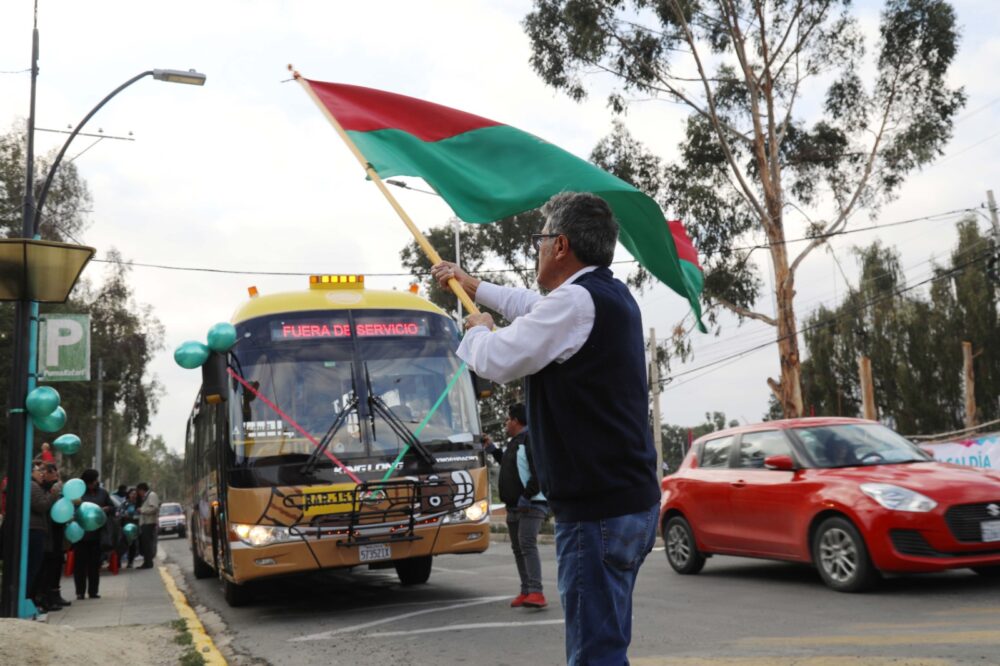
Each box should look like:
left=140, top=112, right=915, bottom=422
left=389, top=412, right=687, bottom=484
left=527, top=266, right=658, bottom=522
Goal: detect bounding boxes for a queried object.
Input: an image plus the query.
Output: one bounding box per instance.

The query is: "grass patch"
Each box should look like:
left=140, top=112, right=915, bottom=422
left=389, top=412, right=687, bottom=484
left=170, top=618, right=206, bottom=666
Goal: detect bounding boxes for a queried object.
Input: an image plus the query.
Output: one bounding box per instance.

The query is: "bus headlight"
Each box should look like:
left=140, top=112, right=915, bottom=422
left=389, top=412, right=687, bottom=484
left=232, top=523, right=292, bottom=547
left=443, top=499, right=489, bottom=524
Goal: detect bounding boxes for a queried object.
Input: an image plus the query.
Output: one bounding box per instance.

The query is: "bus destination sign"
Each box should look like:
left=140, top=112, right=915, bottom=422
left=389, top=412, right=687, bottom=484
left=271, top=317, right=429, bottom=341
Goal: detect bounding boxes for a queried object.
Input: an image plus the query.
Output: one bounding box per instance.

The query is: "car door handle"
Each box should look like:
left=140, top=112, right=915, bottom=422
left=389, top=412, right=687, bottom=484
left=730, top=480, right=746, bottom=488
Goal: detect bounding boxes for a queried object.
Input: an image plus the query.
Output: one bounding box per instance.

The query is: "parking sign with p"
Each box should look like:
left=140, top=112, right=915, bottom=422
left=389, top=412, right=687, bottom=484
left=38, top=314, right=90, bottom=382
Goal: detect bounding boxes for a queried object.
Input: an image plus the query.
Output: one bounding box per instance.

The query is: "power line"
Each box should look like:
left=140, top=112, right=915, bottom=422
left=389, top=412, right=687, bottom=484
left=662, top=246, right=995, bottom=389
left=684, top=233, right=992, bottom=363
left=87, top=206, right=975, bottom=279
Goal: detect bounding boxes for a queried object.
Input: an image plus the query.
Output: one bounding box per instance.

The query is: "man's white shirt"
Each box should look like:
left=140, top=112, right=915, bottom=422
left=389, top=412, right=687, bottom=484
left=456, top=266, right=598, bottom=384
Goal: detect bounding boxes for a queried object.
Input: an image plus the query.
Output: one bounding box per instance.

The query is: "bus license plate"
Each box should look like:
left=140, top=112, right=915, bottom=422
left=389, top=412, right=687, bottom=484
left=982, top=520, right=1000, bottom=542
left=359, top=543, right=391, bottom=562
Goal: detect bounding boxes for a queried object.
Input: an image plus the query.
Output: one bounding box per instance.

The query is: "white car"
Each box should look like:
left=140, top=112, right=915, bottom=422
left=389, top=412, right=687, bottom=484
left=158, top=502, right=187, bottom=538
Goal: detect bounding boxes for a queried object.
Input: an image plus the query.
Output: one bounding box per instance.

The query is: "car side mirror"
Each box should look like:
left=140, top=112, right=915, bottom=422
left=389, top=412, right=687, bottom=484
left=764, top=454, right=795, bottom=471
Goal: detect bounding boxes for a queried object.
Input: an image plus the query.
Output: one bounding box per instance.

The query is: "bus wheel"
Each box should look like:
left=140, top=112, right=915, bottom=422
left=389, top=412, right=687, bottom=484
left=223, top=578, right=253, bottom=607
left=395, top=555, right=432, bottom=586
left=192, top=546, right=215, bottom=580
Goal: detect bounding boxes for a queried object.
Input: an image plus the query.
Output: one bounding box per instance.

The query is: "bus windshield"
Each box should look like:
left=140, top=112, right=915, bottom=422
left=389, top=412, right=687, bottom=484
left=228, top=310, right=479, bottom=466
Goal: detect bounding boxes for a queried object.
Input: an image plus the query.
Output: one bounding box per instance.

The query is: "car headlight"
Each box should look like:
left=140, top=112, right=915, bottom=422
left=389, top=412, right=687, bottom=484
left=231, top=523, right=292, bottom=547
left=860, top=483, right=937, bottom=512
left=442, top=499, right=489, bottom=524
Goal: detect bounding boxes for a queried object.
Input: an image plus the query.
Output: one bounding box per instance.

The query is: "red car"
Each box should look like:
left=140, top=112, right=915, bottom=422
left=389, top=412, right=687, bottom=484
left=660, top=417, right=1000, bottom=591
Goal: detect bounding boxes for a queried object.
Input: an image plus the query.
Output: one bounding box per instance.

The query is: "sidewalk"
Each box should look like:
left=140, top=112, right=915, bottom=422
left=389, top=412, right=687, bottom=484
left=52, top=555, right=178, bottom=628
left=0, top=550, right=199, bottom=666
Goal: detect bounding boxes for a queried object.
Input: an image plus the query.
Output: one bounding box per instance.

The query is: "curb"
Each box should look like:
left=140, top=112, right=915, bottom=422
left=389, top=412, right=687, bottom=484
left=158, top=565, right=228, bottom=665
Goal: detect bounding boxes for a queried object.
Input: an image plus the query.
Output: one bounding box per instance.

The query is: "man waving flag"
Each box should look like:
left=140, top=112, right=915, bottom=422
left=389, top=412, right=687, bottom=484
left=298, top=77, right=705, bottom=329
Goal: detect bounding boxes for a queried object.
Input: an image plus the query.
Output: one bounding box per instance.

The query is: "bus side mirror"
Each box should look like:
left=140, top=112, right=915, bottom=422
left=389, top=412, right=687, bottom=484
left=202, top=351, right=229, bottom=405
left=469, top=370, right=493, bottom=400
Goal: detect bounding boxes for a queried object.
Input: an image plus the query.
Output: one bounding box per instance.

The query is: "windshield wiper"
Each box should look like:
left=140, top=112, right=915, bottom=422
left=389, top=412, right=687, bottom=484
left=300, top=363, right=359, bottom=476
left=364, top=363, right=436, bottom=467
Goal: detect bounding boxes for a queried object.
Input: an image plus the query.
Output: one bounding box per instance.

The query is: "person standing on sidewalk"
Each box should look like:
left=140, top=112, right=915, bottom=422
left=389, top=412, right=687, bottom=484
left=40, top=461, right=71, bottom=610
left=432, top=192, right=659, bottom=665
left=28, top=459, right=58, bottom=611
left=484, top=403, right=548, bottom=609
left=74, top=469, right=114, bottom=600
left=136, top=482, right=160, bottom=569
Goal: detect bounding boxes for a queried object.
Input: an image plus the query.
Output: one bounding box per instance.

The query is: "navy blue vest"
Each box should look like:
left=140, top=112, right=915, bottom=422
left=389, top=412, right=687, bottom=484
left=526, top=267, right=659, bottom=521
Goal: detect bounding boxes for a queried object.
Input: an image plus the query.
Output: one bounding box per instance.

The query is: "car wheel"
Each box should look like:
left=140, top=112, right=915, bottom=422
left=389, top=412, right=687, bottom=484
left=813, top=517, right=879, bottom=592
left=664, top=516, right=706, bottom=575
left=223, top=578, right=253, bottom=607
left=178, top=527, right=187, bottom=539
left=394, top=555, right=432, bottom=585
left=971, top=566, right=1000, bottom=578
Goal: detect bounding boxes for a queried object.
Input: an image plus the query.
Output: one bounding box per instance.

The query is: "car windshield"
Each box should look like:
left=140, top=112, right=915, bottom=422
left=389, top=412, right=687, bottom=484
left=159, top=504, right=183, bottom=515
left=794, top=423, right=931, bottom=468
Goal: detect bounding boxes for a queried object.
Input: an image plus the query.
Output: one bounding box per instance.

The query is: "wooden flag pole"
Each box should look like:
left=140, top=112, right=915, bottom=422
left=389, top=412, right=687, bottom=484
left=290, top=66, right=479, bottom=316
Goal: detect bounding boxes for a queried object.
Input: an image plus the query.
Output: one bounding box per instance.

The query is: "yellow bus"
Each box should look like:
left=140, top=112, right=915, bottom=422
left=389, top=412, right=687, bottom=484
left=184, top=275, right=491, bottom=606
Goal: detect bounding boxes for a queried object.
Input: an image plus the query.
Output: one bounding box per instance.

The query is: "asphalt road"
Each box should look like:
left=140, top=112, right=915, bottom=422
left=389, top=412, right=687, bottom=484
left=161, top=534, right=1000, bottom=665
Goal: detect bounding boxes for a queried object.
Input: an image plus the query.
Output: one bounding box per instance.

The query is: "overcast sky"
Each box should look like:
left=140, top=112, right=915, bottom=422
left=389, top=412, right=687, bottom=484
left=1, top=0, right=998, bottom=453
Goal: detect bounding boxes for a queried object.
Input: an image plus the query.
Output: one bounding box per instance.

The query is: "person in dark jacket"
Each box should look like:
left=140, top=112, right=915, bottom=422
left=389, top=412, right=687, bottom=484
left=38, top=460, right=71, bottom=611
left=433, top=192, right=659, bottom=665
left=28, top=459, right=58, bottom=613
left=485, top=402, right=548, bottom=609
left=73, top=469, right=114, bottom=600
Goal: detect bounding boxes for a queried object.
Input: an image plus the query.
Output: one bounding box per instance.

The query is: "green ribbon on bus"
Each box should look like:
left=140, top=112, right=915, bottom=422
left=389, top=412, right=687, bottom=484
left=379, top=361, right=468, bottom=483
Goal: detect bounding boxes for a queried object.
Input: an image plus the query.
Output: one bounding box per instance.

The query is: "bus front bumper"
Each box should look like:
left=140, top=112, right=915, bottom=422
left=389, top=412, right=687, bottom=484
left=228, top=521, right=490, bottom=583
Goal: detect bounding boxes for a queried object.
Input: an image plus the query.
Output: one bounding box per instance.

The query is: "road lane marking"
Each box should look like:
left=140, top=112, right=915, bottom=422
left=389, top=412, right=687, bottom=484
left=289, top=595, right=509, bottom=641
left=367, top=619, right=565, bottom=637
left=633, top=658, right=953, bottom=665
left=651, top=547, right=665, bottom=552
left=432, top=566, right=479, bottom=575
left=742, top=629, right=1000, bottom=647
left=159, top=566, right=228, bottom=665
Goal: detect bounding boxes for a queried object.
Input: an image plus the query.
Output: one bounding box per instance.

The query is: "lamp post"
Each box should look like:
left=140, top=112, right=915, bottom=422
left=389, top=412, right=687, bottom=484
left=0, top=28, right=205, bottom=618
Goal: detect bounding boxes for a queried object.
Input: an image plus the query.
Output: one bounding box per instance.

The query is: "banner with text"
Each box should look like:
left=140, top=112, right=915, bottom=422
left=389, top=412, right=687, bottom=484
left=923, top=432, right=999, bottom=469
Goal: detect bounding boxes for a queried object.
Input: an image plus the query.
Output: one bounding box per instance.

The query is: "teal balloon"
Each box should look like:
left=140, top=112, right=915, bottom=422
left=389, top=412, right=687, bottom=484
left=52, top=433, right=81, bottom=455
left=50, top=497, right=75, bottom=524
left=64, top=521, right=85, bottom=544
left=123, top=522, right=139, bottom=544
left=174, top=340, right=210, bottom=369
left=77, top=501, right=106, bottom=531
left=62, top=477, right=86, bottom=501
left=26, top=386, right=60, bottom=418
left=32, top=406, right=66, bottom=433
left=207, top=322, right=237, bottom=352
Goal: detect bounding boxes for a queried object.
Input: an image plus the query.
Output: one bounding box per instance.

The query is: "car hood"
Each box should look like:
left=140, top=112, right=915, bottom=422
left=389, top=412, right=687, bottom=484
left=813, top=462, right=1000, bottom=500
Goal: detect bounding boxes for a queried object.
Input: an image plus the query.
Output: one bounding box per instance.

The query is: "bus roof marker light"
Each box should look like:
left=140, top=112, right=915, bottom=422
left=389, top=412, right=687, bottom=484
left=308, top=274, right=365, bottom=290
left=248, top=286, right=259, bottom=298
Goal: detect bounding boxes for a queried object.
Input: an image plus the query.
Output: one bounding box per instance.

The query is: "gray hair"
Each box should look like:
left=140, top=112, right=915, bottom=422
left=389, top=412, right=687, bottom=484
left=541, top=192, right=618, bottom=267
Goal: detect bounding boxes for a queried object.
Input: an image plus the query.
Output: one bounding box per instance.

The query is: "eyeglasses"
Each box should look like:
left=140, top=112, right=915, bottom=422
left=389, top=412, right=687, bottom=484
left=530, top=233, right=560, bottom=252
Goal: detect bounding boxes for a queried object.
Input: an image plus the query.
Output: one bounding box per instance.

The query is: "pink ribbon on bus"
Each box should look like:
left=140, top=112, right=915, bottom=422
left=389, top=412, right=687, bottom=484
left=227, top=368, right=363, bottom=485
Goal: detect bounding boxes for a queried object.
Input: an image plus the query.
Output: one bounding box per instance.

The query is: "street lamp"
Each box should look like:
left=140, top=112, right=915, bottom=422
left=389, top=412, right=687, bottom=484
left=0, top=59, right=206, bottom=618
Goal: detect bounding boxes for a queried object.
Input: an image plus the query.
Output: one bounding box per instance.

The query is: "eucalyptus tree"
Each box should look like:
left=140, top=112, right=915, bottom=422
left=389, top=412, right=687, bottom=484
left=524, top=0, right=965, bottom=416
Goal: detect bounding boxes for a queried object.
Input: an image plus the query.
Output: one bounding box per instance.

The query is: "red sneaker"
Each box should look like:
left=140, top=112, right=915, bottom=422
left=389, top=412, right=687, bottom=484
left=522, top=592, right=547, bottom=608
left=510, top=593, right=528, bottom=608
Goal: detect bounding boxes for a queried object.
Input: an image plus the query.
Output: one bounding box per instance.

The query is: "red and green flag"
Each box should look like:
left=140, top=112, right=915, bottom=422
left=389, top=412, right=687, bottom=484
left=301, top=78, right=705, bottom=329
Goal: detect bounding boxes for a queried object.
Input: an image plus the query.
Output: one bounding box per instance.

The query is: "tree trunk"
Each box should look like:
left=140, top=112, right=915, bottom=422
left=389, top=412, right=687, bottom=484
left=772, top=248, right=803, bottom=418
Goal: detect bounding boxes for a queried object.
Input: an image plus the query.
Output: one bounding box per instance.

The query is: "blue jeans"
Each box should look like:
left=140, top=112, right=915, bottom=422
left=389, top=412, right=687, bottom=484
left=555, top=503, right=658, bottom=666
